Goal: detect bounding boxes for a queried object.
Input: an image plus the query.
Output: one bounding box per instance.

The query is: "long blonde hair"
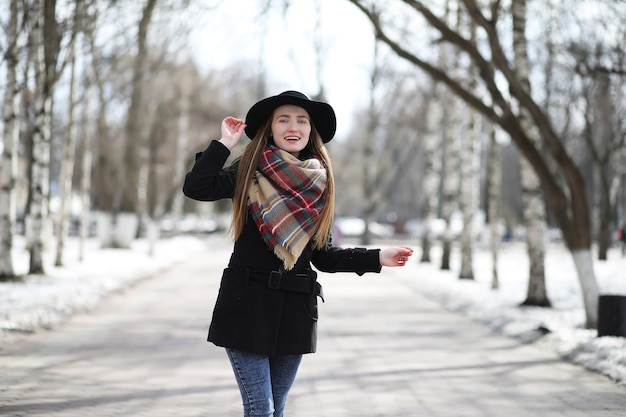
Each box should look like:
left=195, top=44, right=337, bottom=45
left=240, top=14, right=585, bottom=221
left=230, top=119, right=335, bottom=249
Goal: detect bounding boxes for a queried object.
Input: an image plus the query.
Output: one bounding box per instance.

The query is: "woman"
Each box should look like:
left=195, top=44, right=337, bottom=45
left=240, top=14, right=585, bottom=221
left=183, top=90, right=413, bottom=417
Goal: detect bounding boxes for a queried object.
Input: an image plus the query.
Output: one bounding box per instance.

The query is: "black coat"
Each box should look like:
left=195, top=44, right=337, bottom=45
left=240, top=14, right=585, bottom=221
left=182, top=140, right=382, bottom=355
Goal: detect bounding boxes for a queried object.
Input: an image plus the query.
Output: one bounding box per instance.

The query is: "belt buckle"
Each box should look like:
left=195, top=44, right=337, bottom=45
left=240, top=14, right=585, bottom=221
left=268, top=270, right=282, bottom=289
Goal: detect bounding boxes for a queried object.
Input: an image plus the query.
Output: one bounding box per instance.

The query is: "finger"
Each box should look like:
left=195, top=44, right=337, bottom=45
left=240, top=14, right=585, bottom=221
left=399, top=247, right=413, bottom=256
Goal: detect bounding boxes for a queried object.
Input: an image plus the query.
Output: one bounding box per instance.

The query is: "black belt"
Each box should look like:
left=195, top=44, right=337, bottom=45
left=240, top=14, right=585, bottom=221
left=246, top=268, right=324, bottom=301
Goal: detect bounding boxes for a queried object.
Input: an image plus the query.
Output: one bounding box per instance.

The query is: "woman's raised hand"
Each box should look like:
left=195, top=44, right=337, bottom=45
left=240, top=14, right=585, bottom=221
left=219, top=116, right=247, bottom=150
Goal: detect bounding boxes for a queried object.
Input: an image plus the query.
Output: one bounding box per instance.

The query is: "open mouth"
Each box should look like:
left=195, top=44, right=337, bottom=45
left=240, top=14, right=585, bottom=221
left=285, top=136, right=300, bottom=142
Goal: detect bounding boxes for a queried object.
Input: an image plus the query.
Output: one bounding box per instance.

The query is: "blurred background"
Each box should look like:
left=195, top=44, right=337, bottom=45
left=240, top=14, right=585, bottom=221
left=0, top=1, right=625, bottom=327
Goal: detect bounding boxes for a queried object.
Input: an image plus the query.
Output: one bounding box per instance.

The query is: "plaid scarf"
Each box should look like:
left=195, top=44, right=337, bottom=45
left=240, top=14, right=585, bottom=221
left=248, top=145, right=327, bottom=270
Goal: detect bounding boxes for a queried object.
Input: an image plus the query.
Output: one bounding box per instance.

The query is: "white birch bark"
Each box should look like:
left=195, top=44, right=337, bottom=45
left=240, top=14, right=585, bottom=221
left=459, top=16, right=479, bottom=280
left=440, top=1, right=461, bottom=271
left=420, top=90, right=443, bottom=263
left=28, top=0, right=52, bottom=274
left=79, top=82, right=95, bottom=262
left=513, top=0, right=550, bottom=306
left=0, top=0, right=20, bottom=280
left=54, top=35, right=79, bottom=267
left=420, top=9, right=448, bottom=263
left=440, top=95, right=460, bottom=271
left=488, top=125, right=501, bottom=289
left=459, top=109, right=478, bottom=279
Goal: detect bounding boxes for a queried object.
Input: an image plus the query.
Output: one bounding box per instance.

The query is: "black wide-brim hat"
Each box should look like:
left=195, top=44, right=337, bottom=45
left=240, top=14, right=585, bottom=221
left=244, top=90, right=337, bottom=143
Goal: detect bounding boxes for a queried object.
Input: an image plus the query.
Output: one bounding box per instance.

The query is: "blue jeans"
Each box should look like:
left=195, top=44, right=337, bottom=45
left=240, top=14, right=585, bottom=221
left=226, top=348, right=302, bottom=417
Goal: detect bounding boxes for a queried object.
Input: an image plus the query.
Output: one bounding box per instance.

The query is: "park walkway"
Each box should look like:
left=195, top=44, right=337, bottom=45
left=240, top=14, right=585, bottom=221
left=0, top=238, right=624, bottom=416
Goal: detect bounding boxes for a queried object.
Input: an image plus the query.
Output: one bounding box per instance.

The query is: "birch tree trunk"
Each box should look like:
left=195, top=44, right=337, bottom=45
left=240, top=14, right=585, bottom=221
left=439, top=95, right=460, bottom=271
left=459, top=109, right=478, bottom=279
left=420, top=87, right=442, bottom=263
left=513, top=0, right=551, bottom=307
left=54, top=33, right=80, bottom=267
left=440, top=97, right=459, bottom=271
left=440, top=1, right=461, bottom=271
left=459, top=16, right=479, bottom=280
left=0, top=0, right=20, bottom=281
left=421, top=12, right=449, bottom=264
left=520, top=158, right=549, bottom=307
left=28, top=0, right=53, bottom=275
left=487, top=124, right=501, bottom=289
left=79, top=82, right=95, bottom=262
left=78, top=0, right=98, bottom=261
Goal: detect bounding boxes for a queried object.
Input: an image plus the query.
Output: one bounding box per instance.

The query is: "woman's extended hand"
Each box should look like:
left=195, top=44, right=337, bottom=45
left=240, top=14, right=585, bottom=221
left=380, top=246, right=414, bottom=267
left=218, top=116, right=246, bottom=150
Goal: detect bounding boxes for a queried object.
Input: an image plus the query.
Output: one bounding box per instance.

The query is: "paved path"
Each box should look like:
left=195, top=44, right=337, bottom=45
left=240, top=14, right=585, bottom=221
left=1, top=238, right=624, bottom=416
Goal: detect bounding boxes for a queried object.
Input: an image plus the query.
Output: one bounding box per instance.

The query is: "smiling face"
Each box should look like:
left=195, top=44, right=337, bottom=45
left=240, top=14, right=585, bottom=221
left=270, top=105, right=311, bottom=157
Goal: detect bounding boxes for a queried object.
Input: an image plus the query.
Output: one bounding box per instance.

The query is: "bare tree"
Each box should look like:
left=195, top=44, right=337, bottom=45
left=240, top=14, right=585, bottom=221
left=143, top=63, right=197, bottom=254
left=419, top=85, right=440, bottom=263
left=26, top=0, right=78, bottom=274
left=77, top=0, right=100, bottom=262
left=439, top=1, right=462, bottom=271
left=54, top=1, right=83, bottom=266
left=0, top=0, right=22, bottom=281
left=458, top=13, right=479, bottom=280
left=28, top=0, right=53, bottom=274
left=79, top=79, right=95, bottom=262
left=574, top=44, right=626, bottom=260
left=420, top=6, right=450, bottom=263
left=487, top=124, right=500, bottom=289
left=348, top=0, right=602, bottom=327
left=513, top=0, right=550, bottom=307
left=114, top=0, right=159, bottom=243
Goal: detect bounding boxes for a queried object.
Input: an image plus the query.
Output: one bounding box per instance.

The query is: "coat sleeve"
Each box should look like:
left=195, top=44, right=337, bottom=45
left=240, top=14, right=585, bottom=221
left=182, top=140, right=238, bottom=201
left=310, top=235, right=382, bottom=276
